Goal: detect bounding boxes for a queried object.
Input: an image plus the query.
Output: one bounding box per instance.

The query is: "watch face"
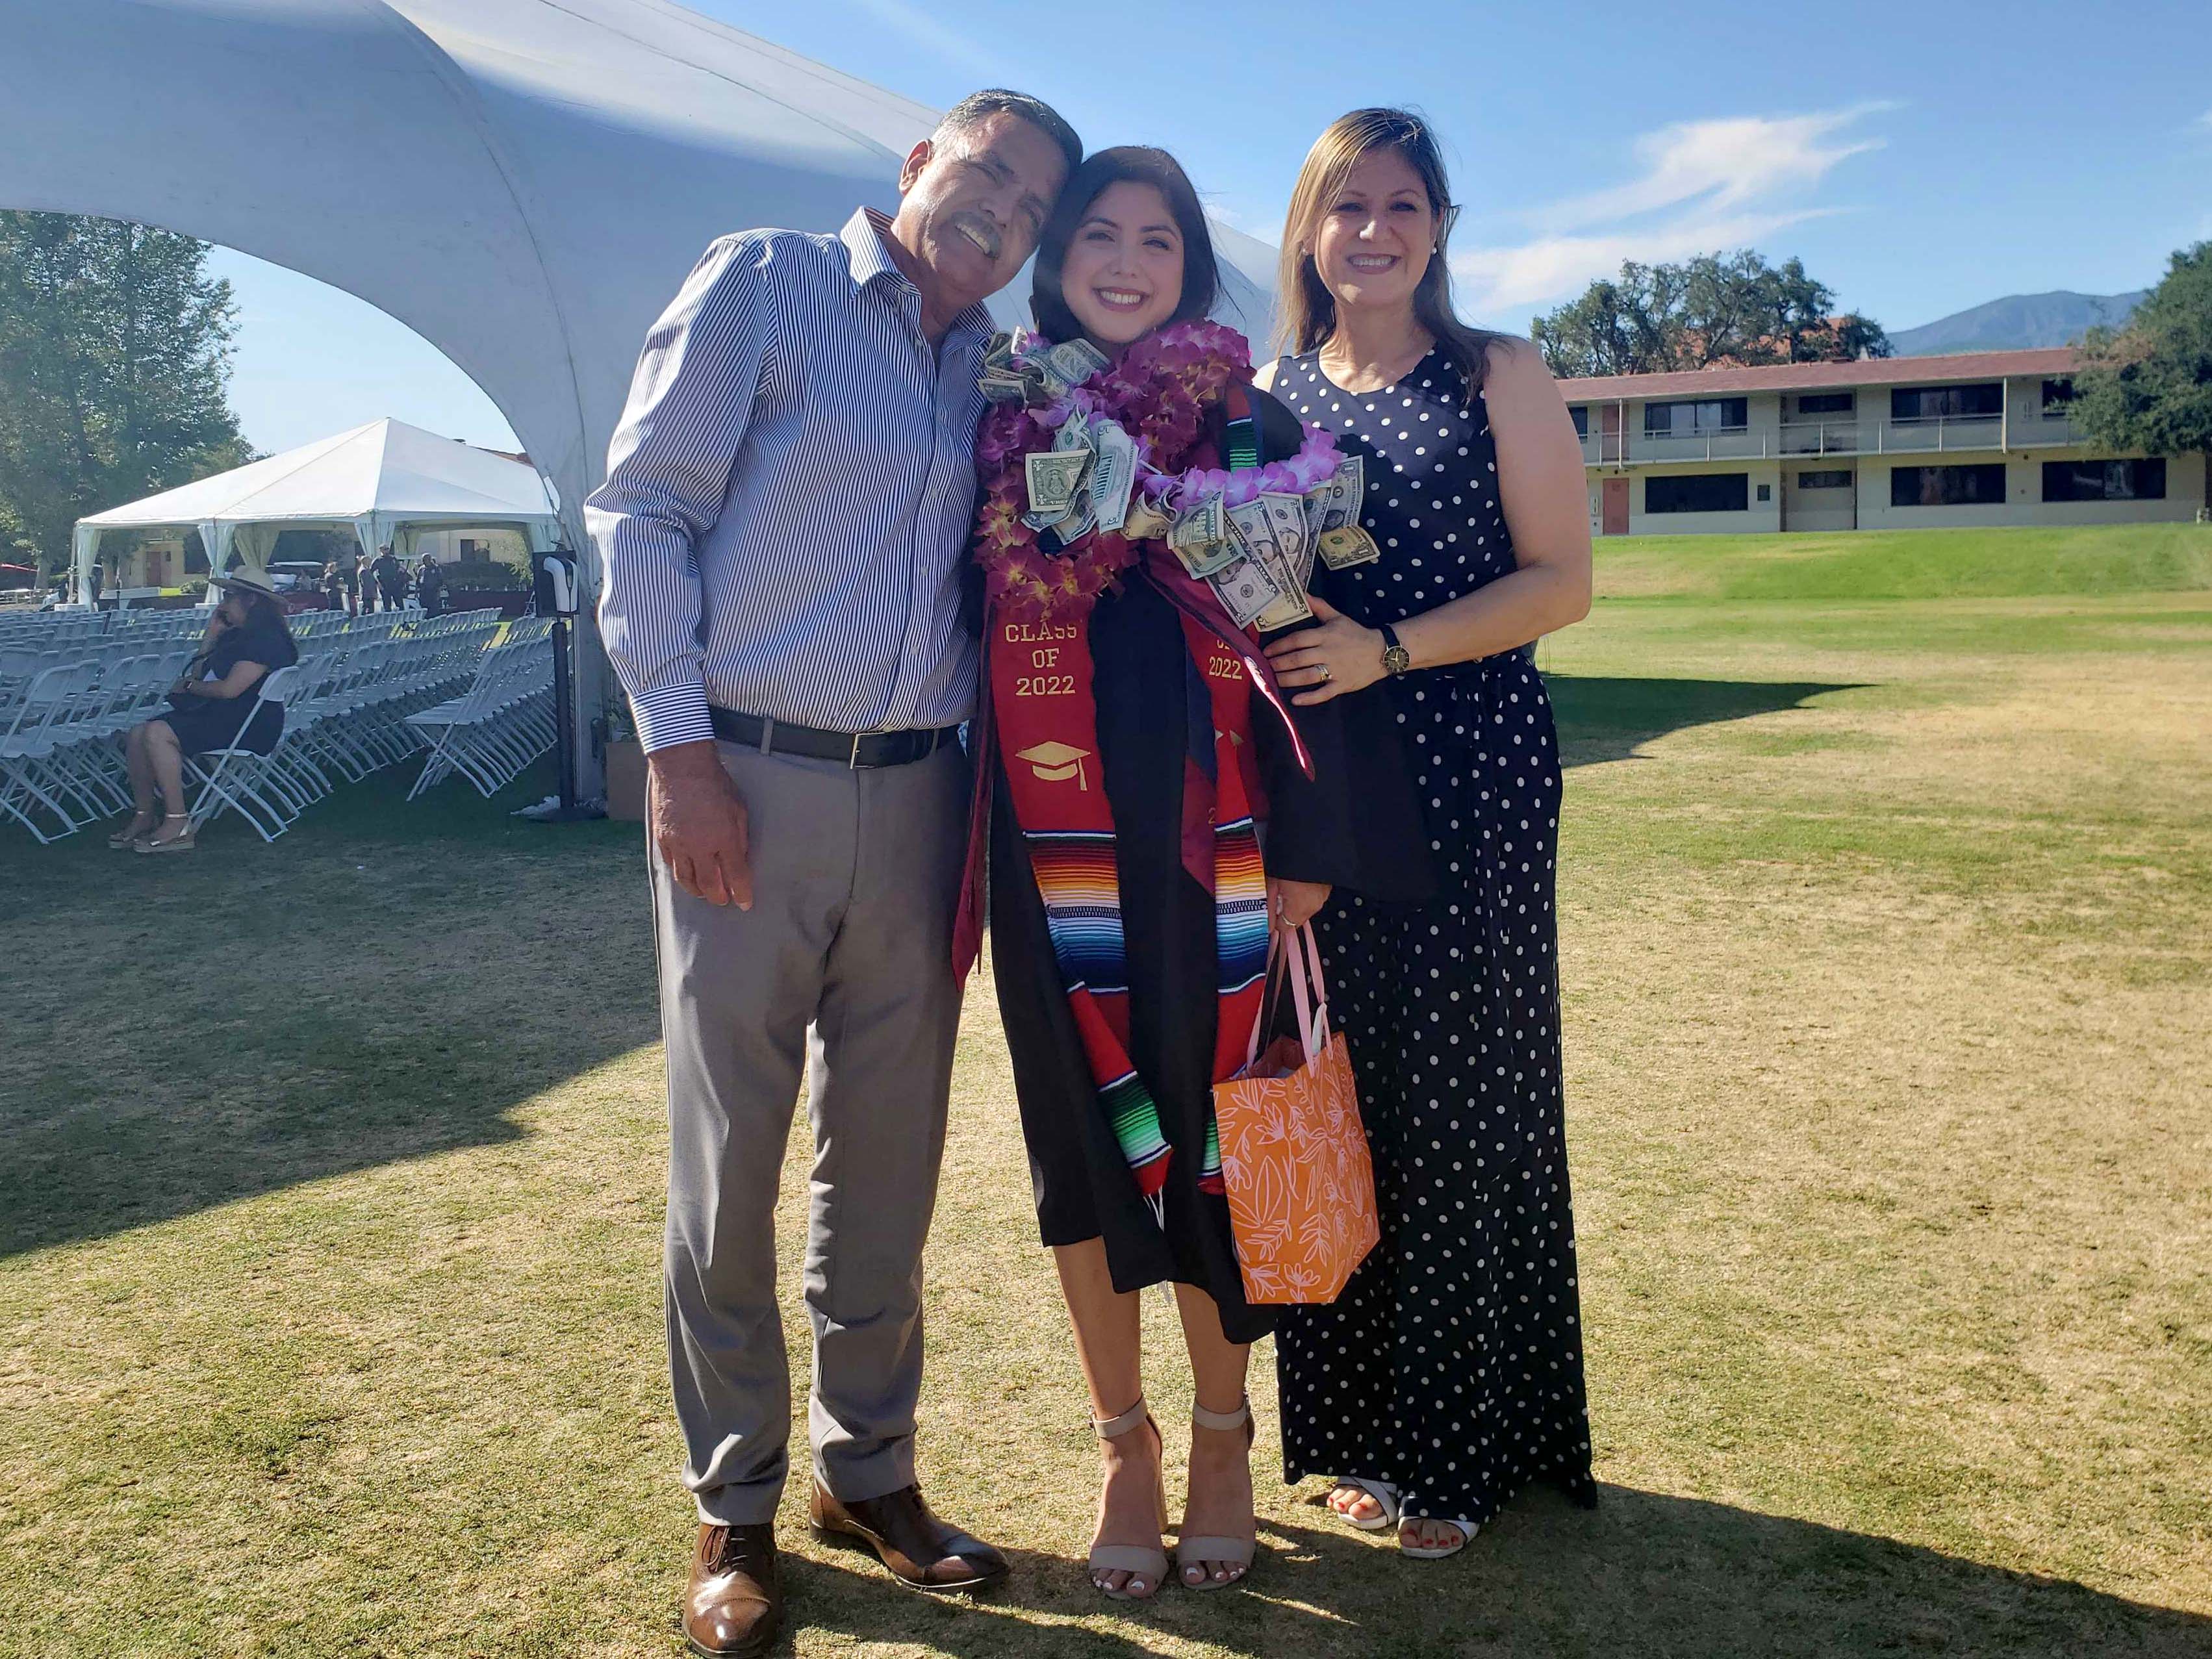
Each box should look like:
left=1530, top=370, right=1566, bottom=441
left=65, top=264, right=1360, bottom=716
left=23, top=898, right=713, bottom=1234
left=1384, top=645, right=1412, bottom=676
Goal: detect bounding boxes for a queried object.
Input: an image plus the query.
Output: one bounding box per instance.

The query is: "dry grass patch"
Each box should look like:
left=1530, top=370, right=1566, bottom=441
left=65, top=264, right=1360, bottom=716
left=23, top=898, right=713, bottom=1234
left=3, top=572, right=2208, bottom=1655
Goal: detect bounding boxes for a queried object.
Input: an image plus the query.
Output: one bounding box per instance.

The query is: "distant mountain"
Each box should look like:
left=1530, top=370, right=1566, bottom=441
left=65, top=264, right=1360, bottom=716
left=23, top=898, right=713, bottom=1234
left=1890, top=290, right=2146, bottom=356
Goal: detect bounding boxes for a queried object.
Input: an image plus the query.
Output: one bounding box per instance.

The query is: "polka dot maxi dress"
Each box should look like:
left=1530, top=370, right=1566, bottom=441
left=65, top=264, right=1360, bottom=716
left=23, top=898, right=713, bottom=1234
left=1271, top=346, right=1596, bottom=1531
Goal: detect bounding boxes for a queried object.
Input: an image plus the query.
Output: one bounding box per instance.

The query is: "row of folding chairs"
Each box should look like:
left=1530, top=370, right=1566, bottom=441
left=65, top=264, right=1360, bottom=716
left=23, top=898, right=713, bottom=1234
left=0, top=613, right=509, bottom=842
left=403, top=637, right=557, bottom=800
left=0, top=648, right=205, bottom=842
left=0, top=608, right=448, bottom=722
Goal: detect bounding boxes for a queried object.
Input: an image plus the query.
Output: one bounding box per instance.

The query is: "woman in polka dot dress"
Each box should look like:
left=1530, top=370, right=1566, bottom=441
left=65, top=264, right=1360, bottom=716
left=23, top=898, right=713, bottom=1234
left=1258, top=109, right=1599, bottom=1558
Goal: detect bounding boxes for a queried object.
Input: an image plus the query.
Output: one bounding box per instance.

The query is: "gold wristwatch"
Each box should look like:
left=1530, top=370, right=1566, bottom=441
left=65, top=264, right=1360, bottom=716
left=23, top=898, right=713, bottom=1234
left=1379, top=622, right=1413, bottom=678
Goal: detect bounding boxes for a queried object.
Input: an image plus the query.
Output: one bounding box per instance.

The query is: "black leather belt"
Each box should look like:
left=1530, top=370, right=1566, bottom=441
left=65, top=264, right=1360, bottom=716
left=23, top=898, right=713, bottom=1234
left=708, top=705, right=959, bottom=768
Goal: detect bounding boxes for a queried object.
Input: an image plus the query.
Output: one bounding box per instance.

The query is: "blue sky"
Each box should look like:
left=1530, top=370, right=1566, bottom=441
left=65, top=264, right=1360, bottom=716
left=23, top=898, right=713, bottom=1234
left=212, top=0, right=2212, bottom=455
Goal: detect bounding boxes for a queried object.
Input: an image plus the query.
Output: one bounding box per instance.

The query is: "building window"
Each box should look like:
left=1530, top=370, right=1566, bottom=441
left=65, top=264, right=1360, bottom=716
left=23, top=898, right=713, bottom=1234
left=1756, top=483, right=1772, bottom=502
left=1569, top=405, right=1588, bottom=438
left=1798, top=469, right=1853, bottom=490
left=1644, top=398, right=1749, bottom=437
left=1797, top=392, right=1854, bottom=415
left=2040, top=379, right=2076, bottom=416
left=1646, top=473, right=1749, bottom=514
left=2042, top=458, right=2165, bottom=501
left=1891, top=464, right=2008, bottom=507
left=1891, top=383, right=2002, bottom=422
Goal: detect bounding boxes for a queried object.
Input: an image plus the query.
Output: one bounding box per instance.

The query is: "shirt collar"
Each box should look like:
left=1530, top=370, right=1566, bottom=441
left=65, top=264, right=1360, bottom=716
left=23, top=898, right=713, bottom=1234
left=841, top=206, right=997, bottom=346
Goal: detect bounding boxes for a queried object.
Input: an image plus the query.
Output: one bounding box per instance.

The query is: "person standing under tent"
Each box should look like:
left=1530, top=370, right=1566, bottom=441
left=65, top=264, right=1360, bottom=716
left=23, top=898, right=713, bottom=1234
left=372, top=543, right=408, bottom=611
left=588, top=89, right=1078, bottom=1658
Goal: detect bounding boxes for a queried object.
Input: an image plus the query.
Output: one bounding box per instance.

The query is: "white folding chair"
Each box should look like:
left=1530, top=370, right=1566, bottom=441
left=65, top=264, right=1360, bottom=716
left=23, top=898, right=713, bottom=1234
left=181, top=665, right=304, bottom=842
left=0, top=661, right=101, bottom=842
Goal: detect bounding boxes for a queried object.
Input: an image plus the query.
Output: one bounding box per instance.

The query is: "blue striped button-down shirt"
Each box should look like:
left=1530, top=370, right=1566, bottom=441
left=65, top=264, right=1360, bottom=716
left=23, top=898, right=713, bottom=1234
left=587, top=208, right=995, bottom=752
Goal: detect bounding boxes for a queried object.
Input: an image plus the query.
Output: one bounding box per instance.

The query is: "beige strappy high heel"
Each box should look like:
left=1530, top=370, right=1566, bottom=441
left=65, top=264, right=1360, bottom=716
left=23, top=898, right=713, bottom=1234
left=1176, top=1397, right=1256, bottom=1590
left=1087, top=1398, right=1169, bottom=1602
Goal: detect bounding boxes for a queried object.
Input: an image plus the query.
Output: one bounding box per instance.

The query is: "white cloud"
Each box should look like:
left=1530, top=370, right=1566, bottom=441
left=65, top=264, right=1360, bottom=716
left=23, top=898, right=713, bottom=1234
left=1535, top=107, right=1885, bottom=232
left=1455, top=210, right=1840, bottom=318
left=1452, top=105, right=1885, bottom=320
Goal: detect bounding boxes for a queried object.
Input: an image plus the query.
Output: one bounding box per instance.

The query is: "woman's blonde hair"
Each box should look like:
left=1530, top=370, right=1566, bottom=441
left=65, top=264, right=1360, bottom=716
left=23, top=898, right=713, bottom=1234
left=1275, top=107, right=1503, bottom=399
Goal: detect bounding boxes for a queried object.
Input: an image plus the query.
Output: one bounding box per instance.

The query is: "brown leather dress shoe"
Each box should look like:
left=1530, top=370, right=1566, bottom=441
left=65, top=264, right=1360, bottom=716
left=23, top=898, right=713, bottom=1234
left=684, top=1522, right=781, bottom=1657
left=809, top=1481, right=1008, bottom=1592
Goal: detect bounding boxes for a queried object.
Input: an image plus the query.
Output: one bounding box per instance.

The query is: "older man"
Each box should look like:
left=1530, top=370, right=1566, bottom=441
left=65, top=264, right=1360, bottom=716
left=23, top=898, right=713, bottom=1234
left=587, top=90, right=1078, bottom=1656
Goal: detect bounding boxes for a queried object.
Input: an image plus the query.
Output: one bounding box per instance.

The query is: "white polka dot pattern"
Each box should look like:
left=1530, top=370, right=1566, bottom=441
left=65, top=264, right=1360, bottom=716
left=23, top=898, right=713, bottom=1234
left=1271, top=348, right=1596, bottom=1528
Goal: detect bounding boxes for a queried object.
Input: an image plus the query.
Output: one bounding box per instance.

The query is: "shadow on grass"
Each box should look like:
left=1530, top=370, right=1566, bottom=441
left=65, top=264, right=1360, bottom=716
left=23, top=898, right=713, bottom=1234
left=1, top=675, right=1850, bottom=1263
left=0, top=759, right=653, bottom=1261
left=785, top=1488, right=2210, bottom=1658
left=1549, top=675, right=1864, bottom=769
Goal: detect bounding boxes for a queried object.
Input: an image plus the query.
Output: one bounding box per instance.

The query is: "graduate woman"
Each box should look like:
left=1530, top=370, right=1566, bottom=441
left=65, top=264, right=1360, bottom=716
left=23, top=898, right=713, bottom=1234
left=956, top=146, right=1427, bottom=1599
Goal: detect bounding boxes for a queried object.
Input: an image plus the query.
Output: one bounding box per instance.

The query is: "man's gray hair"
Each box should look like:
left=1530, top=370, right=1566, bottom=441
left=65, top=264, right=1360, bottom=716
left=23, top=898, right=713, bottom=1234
left=934, top=89, right=1082, bottom=181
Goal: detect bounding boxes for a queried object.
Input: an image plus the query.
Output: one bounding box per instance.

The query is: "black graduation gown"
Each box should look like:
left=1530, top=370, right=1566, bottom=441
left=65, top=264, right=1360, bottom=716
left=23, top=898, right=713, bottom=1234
left=986, top=389, right=1432, bottom=1345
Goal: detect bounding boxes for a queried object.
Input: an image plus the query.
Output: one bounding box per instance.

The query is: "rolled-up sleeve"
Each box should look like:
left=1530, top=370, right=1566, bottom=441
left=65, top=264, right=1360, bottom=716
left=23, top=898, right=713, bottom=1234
left=587, top=236, right=774, bottom=753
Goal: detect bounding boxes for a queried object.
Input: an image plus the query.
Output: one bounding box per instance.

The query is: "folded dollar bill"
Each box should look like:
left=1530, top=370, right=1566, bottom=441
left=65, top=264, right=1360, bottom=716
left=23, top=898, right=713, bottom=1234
left=1089, top=420, right=1139, bottom=535
left=1026, top=449, right=1093, bottom=520
left=1317, top=524, right=1381, bottom=568
left=1167, top=494, right=1236, bottom=577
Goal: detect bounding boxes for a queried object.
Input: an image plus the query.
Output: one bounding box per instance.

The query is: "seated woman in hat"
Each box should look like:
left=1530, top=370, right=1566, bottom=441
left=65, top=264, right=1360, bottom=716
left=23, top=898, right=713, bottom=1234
left=112, top=572, right=301, bottom=852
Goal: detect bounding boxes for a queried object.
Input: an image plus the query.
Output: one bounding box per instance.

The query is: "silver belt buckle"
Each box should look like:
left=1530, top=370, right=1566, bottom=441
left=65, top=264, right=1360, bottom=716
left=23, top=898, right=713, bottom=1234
left=848, top=726, right=887, bottom=768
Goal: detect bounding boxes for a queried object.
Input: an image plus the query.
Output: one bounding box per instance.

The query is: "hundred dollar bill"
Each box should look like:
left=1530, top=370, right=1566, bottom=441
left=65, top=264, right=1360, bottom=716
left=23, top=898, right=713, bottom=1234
left=1025, top=449, right=1092, bottom=520
left=1317, top=524, right=1382, bottom=568
left=1167, top=494, right=1236, bottom=577
left=1088, top=420, right=1139, bottom=535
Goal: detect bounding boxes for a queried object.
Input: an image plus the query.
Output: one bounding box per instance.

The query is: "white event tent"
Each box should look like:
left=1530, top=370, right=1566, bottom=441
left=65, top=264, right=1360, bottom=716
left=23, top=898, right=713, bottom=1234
left=0, top=0, right=1278, bottom=787
left=74, top=418, right=565, bottom=591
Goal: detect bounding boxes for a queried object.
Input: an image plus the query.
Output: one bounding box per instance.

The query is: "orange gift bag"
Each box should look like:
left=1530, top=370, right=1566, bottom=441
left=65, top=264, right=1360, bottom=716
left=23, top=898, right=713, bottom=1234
left=1212, top=924, right=1379, bottom=1305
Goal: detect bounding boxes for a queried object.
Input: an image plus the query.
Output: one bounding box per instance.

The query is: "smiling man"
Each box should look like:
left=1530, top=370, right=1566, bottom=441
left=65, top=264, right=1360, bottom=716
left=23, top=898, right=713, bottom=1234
left=586, top=90, right=1079, bottom=1658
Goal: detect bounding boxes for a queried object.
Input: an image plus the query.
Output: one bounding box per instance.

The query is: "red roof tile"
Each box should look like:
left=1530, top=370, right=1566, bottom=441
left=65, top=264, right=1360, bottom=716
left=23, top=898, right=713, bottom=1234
left=1558, top=348, right=2079, bottom=401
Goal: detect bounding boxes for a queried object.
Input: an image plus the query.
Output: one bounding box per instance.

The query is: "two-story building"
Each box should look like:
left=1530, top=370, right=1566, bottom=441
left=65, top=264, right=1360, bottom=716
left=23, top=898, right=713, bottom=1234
left=1559, top=348, right=2206, bottom=535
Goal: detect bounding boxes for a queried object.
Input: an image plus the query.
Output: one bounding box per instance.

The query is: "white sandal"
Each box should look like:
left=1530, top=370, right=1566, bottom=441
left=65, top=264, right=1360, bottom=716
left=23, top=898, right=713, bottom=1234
left=1398, top=1513, right=1479, bottom=1560
left=1327, top=1476, right=1401, bottom=1533
left=1176, top=1398, right=1256, bottom=1590
left=1087, top=1399, right=1169, bottom=1601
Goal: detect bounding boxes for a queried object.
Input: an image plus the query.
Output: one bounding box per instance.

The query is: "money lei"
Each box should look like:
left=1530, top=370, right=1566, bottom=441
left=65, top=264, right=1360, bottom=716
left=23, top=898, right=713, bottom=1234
left=973, top=319, right=1343, bottom=626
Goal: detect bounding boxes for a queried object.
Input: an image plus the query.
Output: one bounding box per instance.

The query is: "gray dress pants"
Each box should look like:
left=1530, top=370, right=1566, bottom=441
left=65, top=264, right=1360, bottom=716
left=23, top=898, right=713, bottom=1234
left=650, top=737, right=970, bottom=1526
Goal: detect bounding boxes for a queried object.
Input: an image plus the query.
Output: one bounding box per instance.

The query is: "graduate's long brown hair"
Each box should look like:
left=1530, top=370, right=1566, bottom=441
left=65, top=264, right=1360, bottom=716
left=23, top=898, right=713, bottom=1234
left=1275, top=108, right=1503, bottom=400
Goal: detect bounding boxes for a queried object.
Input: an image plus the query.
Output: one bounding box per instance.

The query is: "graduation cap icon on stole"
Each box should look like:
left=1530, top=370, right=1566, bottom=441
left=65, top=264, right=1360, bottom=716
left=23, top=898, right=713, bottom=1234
left=1015, top=740, right=1091, bottom=790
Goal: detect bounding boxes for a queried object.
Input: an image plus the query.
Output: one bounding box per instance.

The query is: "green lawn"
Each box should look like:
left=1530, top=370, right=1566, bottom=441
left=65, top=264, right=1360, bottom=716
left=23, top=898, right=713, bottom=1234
left=3, top=524, right=2209, bottom=1656
left=1596, top=520, right=2212, bottom=602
